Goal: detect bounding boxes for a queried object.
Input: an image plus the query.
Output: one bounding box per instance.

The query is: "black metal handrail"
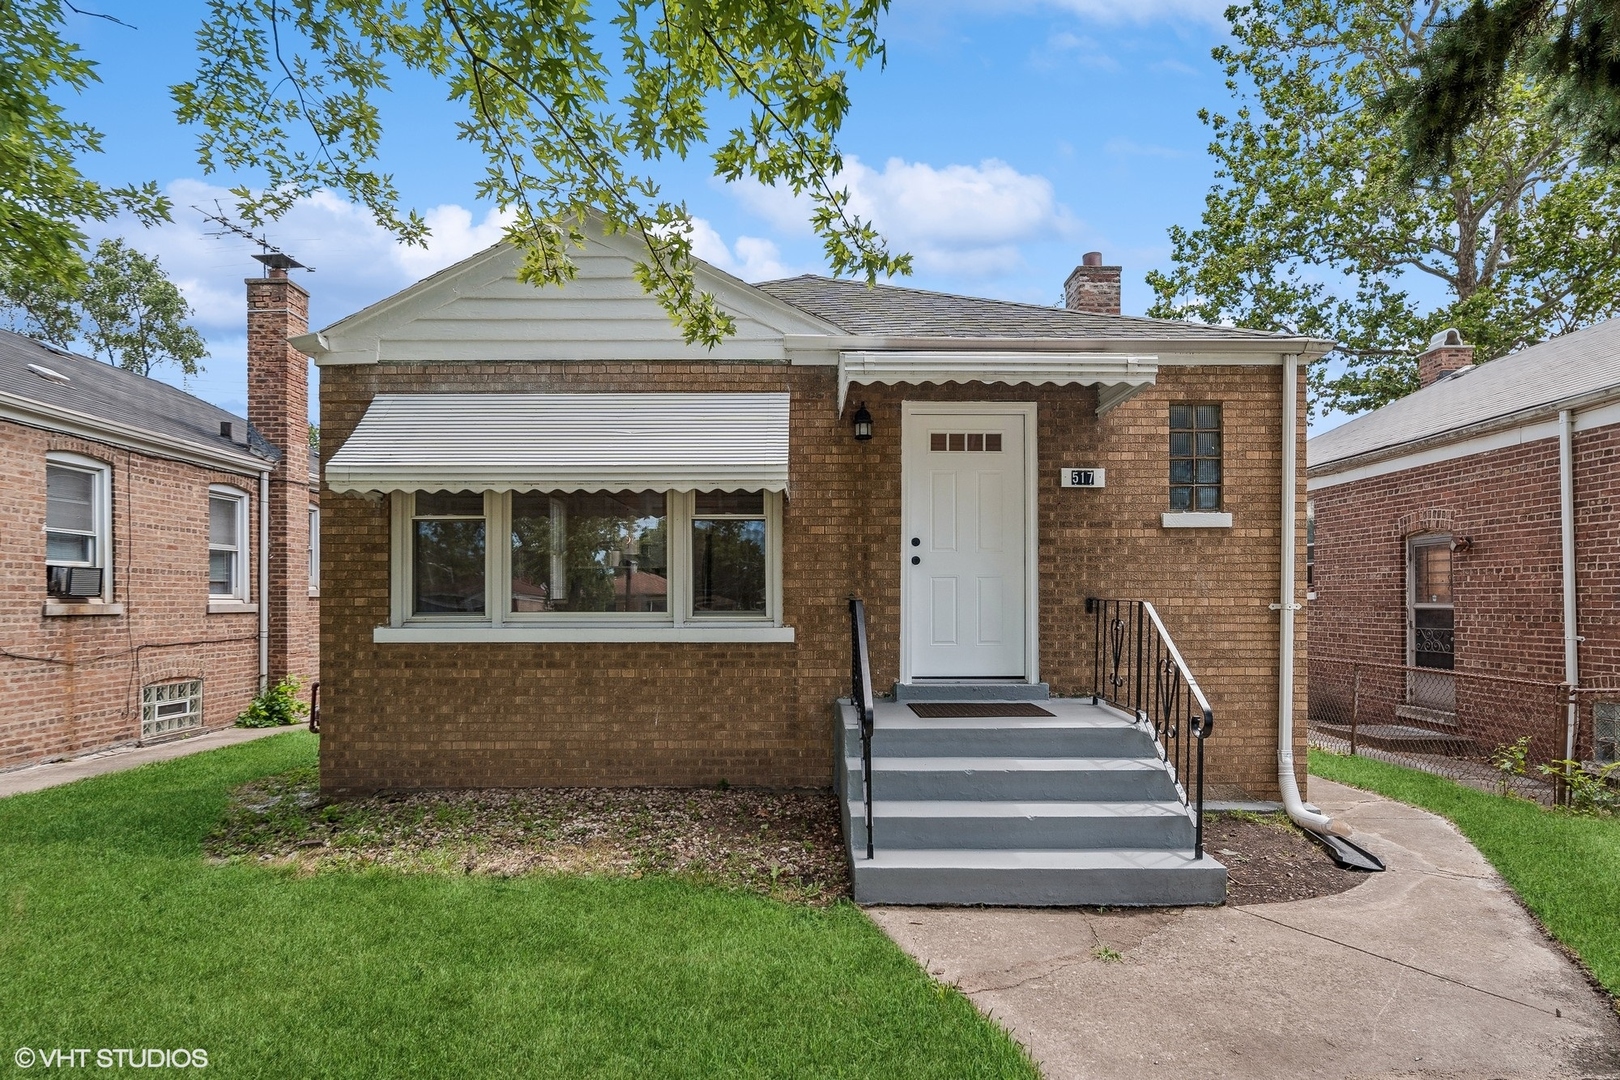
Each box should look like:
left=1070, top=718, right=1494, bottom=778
left=848, top=596, right=875, bottom=860
left=1086, top=598, right=1213, bottom=859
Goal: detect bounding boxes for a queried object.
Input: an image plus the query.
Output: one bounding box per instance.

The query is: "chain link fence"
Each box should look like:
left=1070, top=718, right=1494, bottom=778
left=1306, top=658, right=1612, bottom=806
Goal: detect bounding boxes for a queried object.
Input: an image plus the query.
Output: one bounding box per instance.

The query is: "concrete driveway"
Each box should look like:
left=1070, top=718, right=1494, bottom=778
left=868, top=778, right=1620, bottom=1080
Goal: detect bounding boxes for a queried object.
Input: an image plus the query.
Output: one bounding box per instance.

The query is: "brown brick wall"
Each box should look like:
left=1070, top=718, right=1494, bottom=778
left=0, top=422, right=264, bottom=768
left=1309, top=420, right=1620, bottom=736
left=320, top=360, right=1308, bottom=798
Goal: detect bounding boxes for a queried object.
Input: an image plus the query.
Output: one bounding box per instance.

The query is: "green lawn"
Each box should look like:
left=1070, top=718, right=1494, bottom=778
left=0, top=733, right=1035, bottom=1078
left=1311, top=748, right=1620, bottom=998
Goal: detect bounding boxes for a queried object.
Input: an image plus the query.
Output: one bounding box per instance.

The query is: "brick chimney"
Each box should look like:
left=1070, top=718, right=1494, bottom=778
left=1417, top=328, right=1474, bottom=388
left=1063, top=252, right=1122, bottom=316
left=246, top=257, right=313, bottom=695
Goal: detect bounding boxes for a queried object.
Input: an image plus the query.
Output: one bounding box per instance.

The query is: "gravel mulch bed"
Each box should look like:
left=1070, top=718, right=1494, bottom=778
left=207, top=767, right=850, bottom=906
left=1207, top=811, right=1372, bottom=905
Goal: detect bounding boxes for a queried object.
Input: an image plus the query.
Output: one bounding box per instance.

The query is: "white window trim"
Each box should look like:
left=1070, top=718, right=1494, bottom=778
left=208, top=485, right=250, bottom=602
left=388, top=489, right=787, bottom=638
left=45, top=451, right=112, bottom=602
left=308, top=504, right=320, bottom=596
left=1161, top=511, right=1233, bottom=528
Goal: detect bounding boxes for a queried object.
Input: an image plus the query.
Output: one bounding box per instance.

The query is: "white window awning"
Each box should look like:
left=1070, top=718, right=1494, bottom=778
left=838, top=351, right=1158, bottom=415
left=325, top=392, right=790, bottom=494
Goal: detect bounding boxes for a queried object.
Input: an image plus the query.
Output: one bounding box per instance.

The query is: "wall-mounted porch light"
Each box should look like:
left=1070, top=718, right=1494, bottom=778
left=852, top=402, right=874, bottom=441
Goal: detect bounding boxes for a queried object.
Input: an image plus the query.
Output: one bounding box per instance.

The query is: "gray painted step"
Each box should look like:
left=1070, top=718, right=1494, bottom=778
left=893, top=681, right=1051, bottom=702
left=848, top=799, right=1195, bottom=850
left=852, top=848, right=1227, bottom=906
left=851, top=755, right=1184, bottom=802
left=845, top=715, right=1156, bottom=759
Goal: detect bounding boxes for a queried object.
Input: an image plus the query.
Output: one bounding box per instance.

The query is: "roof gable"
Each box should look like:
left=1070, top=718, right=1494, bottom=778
left=308, top=228, right=842, bottom=366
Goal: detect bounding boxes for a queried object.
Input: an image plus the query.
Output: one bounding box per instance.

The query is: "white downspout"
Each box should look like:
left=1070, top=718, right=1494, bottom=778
left=1277, top=354, right=1334, bottom=832
left=258, top=468, right=271, bottom=693
left=1559, top=410, right=1580, bottom=762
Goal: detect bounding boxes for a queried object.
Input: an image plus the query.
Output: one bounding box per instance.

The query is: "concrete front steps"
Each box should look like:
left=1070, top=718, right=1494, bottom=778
left=836, top=696, right=1226, bottom=906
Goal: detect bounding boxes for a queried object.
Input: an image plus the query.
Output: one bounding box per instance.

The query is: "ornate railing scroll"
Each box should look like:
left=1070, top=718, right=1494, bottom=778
left=1086, top=598, right=1213, bottom=859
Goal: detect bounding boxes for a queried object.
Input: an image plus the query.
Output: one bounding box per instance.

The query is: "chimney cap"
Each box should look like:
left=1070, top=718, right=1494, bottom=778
left=253, top=252, right=306, bottom=273
left=1426, top=327, right=1465, bottom=350
left=1081, top=251, right=1103, bottom=267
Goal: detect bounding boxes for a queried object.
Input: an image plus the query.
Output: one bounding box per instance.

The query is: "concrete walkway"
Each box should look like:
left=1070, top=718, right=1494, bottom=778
left=869, top=778, right=1620, bottom=1080
left=0, top=725, right=304, bottom=799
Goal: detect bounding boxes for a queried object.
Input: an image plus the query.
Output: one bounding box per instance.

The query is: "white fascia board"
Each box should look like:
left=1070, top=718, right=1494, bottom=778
left=1308, top=393, right=1620, bottom=490
left=0, top=392, right=270, bottom=476
left=787, top=334, right=1325, bottom=362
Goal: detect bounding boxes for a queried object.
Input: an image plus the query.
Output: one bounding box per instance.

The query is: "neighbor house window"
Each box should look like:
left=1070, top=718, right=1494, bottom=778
left=1306, top=499, right=1316, bottom=595
left=411, top=491, right=487, bottom=615
left=692, top=492, right=768, bottom=617
left=142, top=680, right=202, bottom=740
left=510, top=491, right=668, bottom=614
left=45, top=453, right=110, bottom=599
left=308, top=505, right=319, bottom=589
left=395, top=489, right=780, bottom=627
left=1409, top=537, right=1454, bottom=670
left=208, top=487, right=249, bottom=598
left=1169, top=404, right=1222, bottom=511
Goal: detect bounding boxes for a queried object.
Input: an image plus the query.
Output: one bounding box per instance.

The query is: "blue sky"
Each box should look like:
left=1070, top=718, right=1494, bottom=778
left=61, top=0, right=1301, bottom=424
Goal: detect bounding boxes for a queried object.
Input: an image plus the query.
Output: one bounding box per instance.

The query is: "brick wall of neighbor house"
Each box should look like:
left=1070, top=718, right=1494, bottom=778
left=247, top=271, right=319, bottom=701
left=1309, top=419, right=1620, bottom=752
left=0, top=424, right=264, bottom=769
left=319, top=361, right=1307, bottom=799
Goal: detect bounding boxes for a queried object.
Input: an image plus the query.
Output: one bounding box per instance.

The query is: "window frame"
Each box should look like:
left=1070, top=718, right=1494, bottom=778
left=308, top=504, right=320, bottom=594
left=1407, top=534, right=1455, bottom=670
left=141, top=679, right=203, bottom=741
left=1305, top=499, right=1316, bottom=599
left=389, top=489, right=784, bottom=632
left=1168, top=402, right=1223, bottom=512
left=44, top=451, right=112, bottom=601
left=207, top=485, right=250, bottom=601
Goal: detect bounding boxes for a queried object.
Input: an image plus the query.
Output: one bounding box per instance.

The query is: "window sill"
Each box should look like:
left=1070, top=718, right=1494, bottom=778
left=207, top=601, right=259, bottom=615
left=373, top=624, right=795, bottom=644
left=308, top=587, right=320, bottom=598
left=42, top=601, right=124, bottom=617
left=1161, top=512, right=1233, bottom=529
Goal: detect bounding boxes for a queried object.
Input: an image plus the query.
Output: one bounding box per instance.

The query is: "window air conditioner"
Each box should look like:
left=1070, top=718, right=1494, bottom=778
left=47, top=565, right=103, bottom=598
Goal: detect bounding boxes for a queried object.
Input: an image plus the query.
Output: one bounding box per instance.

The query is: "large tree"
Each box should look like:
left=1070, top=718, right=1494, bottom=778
left=1147, top=0, right=1620, bottom=416
left=0, top=238, right=207, bottom=378
left=0, top=2, right=170, bottom=293
left=173, top=0, right=907, bottom=346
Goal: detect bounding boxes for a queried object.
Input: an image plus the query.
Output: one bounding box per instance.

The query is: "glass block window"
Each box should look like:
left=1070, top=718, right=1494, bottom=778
left=1169, top=404, right=1222, bottom=511
left=510, top=490, right=668, bottom=613
left=692, top=491, right=768, bottom=617
left=142, top=680, right=202, bottom=740
left=1595, top=703, right=1618, bottom=766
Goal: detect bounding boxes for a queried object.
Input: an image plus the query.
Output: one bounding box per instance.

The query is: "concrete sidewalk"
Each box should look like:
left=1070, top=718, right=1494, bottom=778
left=869, top=778, right=1620, bottom=1080
left=0, top=725, right=305, bottom=799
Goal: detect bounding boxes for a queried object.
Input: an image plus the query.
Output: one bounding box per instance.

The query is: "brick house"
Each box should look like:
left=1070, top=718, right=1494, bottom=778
left=1307, top=323, right=1620, bottom=771
left=0, top=262, right=319, bottom=770
left=305, top=227, right=1330, bottom=904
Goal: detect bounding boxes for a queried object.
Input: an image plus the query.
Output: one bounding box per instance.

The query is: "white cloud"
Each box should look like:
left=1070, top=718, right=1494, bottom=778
left=686, top=218, right=797, bottom=282
left=1033, top=31, right=1120, bottom=71
left=729, top=156, right=1079, bottom=279
left=934, top=0, right=1229, bottom=26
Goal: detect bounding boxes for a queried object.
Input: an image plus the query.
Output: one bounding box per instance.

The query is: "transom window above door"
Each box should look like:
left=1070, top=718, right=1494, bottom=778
left=929, top=432, right=1003, bottom=452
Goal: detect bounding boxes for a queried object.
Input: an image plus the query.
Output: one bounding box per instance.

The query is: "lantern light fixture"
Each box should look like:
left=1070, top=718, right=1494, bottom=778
left=852, top=401, right=874, bottom=441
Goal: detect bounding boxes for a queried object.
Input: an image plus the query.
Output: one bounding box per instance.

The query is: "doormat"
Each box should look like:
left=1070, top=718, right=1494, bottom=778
left=907, top=702, right=1055, bottom=718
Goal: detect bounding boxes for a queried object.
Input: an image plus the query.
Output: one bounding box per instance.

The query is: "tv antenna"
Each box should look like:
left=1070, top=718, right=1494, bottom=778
left=193, top=201, right=315, bottom=274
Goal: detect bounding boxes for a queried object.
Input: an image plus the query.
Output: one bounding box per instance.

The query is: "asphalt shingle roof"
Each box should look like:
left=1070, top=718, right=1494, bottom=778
left=1308, top=318, right=1620, bottom=471
left=0, top=329, right=276, bottom=462
left=753, top=275, right=1294, bottom=341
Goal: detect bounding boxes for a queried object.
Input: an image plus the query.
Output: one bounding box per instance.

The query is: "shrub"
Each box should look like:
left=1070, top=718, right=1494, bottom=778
left=236, top=678, right=309, bottom=728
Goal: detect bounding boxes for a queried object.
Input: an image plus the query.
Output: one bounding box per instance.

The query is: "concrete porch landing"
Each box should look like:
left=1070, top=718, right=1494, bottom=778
left=869, top=777, right=1620, bottom=1080
left=837, top=696, right=1226, bottom=906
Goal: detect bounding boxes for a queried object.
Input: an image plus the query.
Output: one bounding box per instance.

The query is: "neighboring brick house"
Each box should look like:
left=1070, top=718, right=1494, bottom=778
left=1307, top=323, right=1620, bottom=769
left=0, top=263, right=319, bottom=771
left=301, top=224, right=1332, bottom=905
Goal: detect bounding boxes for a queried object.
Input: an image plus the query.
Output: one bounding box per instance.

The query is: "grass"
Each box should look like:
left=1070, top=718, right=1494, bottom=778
left=0, top=733, right=1037, bottom=1079
left=1311, top=747, right=1620, bottom=999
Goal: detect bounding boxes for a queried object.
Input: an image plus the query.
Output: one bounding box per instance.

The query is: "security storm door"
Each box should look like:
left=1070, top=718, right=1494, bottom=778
left=902, top=407, right=1030, bottom=679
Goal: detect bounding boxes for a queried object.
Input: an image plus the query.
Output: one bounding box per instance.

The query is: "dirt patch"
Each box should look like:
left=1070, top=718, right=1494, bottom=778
left=207, top=767, right=850, bottom=905
left=1207, top=811, right=1372, bottom=905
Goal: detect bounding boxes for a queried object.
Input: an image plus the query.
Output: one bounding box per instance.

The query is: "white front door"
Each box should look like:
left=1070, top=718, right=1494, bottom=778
left=902, top=407, right=1029, bottom=679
